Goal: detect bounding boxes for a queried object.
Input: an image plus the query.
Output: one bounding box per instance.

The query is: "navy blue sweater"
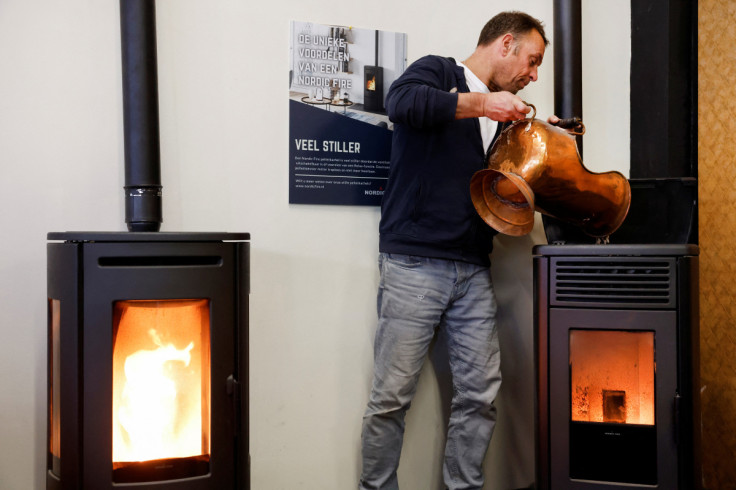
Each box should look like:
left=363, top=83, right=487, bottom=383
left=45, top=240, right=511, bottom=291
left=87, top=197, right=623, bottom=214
left=379, top=55, right=499, bottom=267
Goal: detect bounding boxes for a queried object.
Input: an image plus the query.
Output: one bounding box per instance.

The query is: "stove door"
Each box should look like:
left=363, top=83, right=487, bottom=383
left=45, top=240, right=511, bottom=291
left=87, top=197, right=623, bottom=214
left=81, top=241, right=239, bottom=489
left=548, top=308, right=677, bottom=489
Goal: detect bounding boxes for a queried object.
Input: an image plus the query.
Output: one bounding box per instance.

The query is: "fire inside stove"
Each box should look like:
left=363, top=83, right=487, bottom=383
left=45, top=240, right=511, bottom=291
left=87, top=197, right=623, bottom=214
left=570, top=329, right=655, bottom=425
left=366, top=75, right=376, bottom=91
left=111, top=299, right=211, bottom=483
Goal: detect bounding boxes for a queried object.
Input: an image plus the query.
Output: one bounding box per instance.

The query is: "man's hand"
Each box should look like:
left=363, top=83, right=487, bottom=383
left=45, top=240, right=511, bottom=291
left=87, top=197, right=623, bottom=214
left=548, top=114, right=585, bottom=134
left=481, top=92, right=531, bottom=121
left=455, top=91, right=530, bottom=122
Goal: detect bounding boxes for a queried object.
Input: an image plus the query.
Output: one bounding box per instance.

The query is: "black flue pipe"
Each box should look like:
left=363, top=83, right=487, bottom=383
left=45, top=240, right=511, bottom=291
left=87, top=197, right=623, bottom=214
left=375, top=30, right=379, bottom=66
left=553, top=0, right=582, bottom=152
left=119, top=0, right=162, bottom=232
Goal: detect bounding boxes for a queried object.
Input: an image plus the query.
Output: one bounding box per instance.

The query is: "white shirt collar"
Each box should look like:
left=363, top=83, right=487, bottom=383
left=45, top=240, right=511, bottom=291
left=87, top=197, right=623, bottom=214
left=457, top=61, right=489, bottom=94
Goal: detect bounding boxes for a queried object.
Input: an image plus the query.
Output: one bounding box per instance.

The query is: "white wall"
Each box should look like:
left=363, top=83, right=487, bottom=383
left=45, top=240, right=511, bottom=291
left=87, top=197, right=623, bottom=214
left=0, top=1, right=629, bottom=489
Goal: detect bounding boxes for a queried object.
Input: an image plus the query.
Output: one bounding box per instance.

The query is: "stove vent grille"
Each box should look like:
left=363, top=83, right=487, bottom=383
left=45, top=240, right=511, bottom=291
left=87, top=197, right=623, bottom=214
left=550, top=257, right=676, bottom=309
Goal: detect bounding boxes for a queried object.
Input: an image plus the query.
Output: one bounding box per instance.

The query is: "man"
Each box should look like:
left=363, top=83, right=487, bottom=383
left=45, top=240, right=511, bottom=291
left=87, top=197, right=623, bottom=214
left=359, top=11, right=549, bottom=490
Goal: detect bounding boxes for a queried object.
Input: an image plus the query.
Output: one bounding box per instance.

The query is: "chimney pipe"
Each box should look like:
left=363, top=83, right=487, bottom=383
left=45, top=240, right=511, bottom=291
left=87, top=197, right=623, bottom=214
left=375, top=30, right=379, bottom=66
left=553, top=0, right=583, bottom=153
left=119, top=0, right=162, bottom=232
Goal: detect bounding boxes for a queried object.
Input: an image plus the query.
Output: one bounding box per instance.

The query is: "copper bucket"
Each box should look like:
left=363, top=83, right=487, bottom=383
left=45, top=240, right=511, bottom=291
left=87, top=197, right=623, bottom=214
left=470, top=106, right=631, bottom=238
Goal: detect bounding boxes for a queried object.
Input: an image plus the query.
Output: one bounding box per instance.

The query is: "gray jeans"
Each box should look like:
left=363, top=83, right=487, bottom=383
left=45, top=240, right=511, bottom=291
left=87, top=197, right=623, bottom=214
left=359, top=253, right=502, bottom=490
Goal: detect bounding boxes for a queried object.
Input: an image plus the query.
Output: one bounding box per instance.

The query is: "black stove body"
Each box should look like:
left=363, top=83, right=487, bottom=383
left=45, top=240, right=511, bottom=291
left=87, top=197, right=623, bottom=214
left=47, top=232, right=249, bottom=490
left=534, top=244, right=700, bottom=489
left=363, top=65, right=384, bottom=112
left=363, top=30, right=384, bottom=113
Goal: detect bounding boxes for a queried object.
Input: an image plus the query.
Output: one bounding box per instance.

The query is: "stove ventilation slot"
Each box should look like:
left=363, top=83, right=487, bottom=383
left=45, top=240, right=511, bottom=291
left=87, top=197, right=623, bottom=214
left=98, top=256, right=223, bottom=268
left=550, top=257, right=676, bottom=309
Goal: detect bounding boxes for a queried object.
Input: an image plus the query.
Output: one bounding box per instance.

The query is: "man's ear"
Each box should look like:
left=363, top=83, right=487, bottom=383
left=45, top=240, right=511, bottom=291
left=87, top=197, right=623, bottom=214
left=500, top=33, right=515, bottom=56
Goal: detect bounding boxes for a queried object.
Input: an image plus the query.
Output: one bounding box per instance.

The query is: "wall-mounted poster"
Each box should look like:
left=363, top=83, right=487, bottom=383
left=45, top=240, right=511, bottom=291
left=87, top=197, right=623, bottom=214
left=289, top=21, right=407, bottom=206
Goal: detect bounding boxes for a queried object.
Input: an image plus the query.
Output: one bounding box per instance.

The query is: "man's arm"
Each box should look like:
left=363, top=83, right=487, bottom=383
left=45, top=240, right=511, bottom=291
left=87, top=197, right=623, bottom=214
left=455, top=91, right=531, bottom=122
left=385, top=56, right=461, bottom=129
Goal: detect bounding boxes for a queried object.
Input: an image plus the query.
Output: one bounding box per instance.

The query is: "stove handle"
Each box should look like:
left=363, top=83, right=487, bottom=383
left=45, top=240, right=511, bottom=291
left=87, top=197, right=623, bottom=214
left=674, top=392, right=681, bottom=446
left=227, top=375, right=241, bottom=438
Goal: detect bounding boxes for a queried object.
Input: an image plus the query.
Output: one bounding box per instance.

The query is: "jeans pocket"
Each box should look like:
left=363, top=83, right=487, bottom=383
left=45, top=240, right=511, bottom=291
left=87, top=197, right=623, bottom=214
left=385, top=253, right=424, bottom=269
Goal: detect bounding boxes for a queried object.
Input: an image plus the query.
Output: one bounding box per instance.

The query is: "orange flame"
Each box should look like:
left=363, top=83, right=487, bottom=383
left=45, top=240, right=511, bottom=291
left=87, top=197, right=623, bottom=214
left=367, top=76, right=376, bottom=91
left=116, top=330, right=196, bottom=461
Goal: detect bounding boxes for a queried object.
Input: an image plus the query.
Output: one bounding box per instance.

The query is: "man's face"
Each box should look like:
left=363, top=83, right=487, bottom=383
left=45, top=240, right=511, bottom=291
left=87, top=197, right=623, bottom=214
left=492, top=29, right=546, bottom=94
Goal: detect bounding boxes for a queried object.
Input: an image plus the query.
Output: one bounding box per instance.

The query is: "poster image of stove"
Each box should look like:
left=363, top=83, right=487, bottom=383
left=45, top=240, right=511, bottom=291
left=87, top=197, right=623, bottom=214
left=289, top=21, right=407, bottom=206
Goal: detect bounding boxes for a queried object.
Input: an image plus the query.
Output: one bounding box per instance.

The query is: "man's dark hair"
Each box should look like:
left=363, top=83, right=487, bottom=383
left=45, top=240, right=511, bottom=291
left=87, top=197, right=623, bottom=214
left=477, top=11, right=549, bottom=47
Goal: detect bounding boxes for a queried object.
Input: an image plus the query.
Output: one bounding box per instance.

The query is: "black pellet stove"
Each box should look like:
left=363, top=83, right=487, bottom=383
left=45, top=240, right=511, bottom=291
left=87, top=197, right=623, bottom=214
left=534, top=244, right=700, bottom=489
left=47, top=232, right=249, bottom=489
left=538, top=2, right=700, bottom=484
left=363, top=30, right=384, bottom=113
left=46, top=1, right=249, bottom=489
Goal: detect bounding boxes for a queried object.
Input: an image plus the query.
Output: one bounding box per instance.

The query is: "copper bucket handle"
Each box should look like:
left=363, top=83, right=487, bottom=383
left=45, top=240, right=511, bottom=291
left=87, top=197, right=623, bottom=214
left=523, top=101, right=587, bottom=136
left=564, top=120, right=586, bottom=136
left=521, top=102, right=536, bottom=133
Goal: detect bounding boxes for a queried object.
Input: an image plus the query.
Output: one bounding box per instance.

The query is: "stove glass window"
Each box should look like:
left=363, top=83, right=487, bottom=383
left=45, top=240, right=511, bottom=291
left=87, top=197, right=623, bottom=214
left=112, top=299, right=211, bottom=483
left=48, top=299, right=61, bottom=477
left=569, top=329, right=655, bottom=425
left=568, top=329, right=658, bottom=484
